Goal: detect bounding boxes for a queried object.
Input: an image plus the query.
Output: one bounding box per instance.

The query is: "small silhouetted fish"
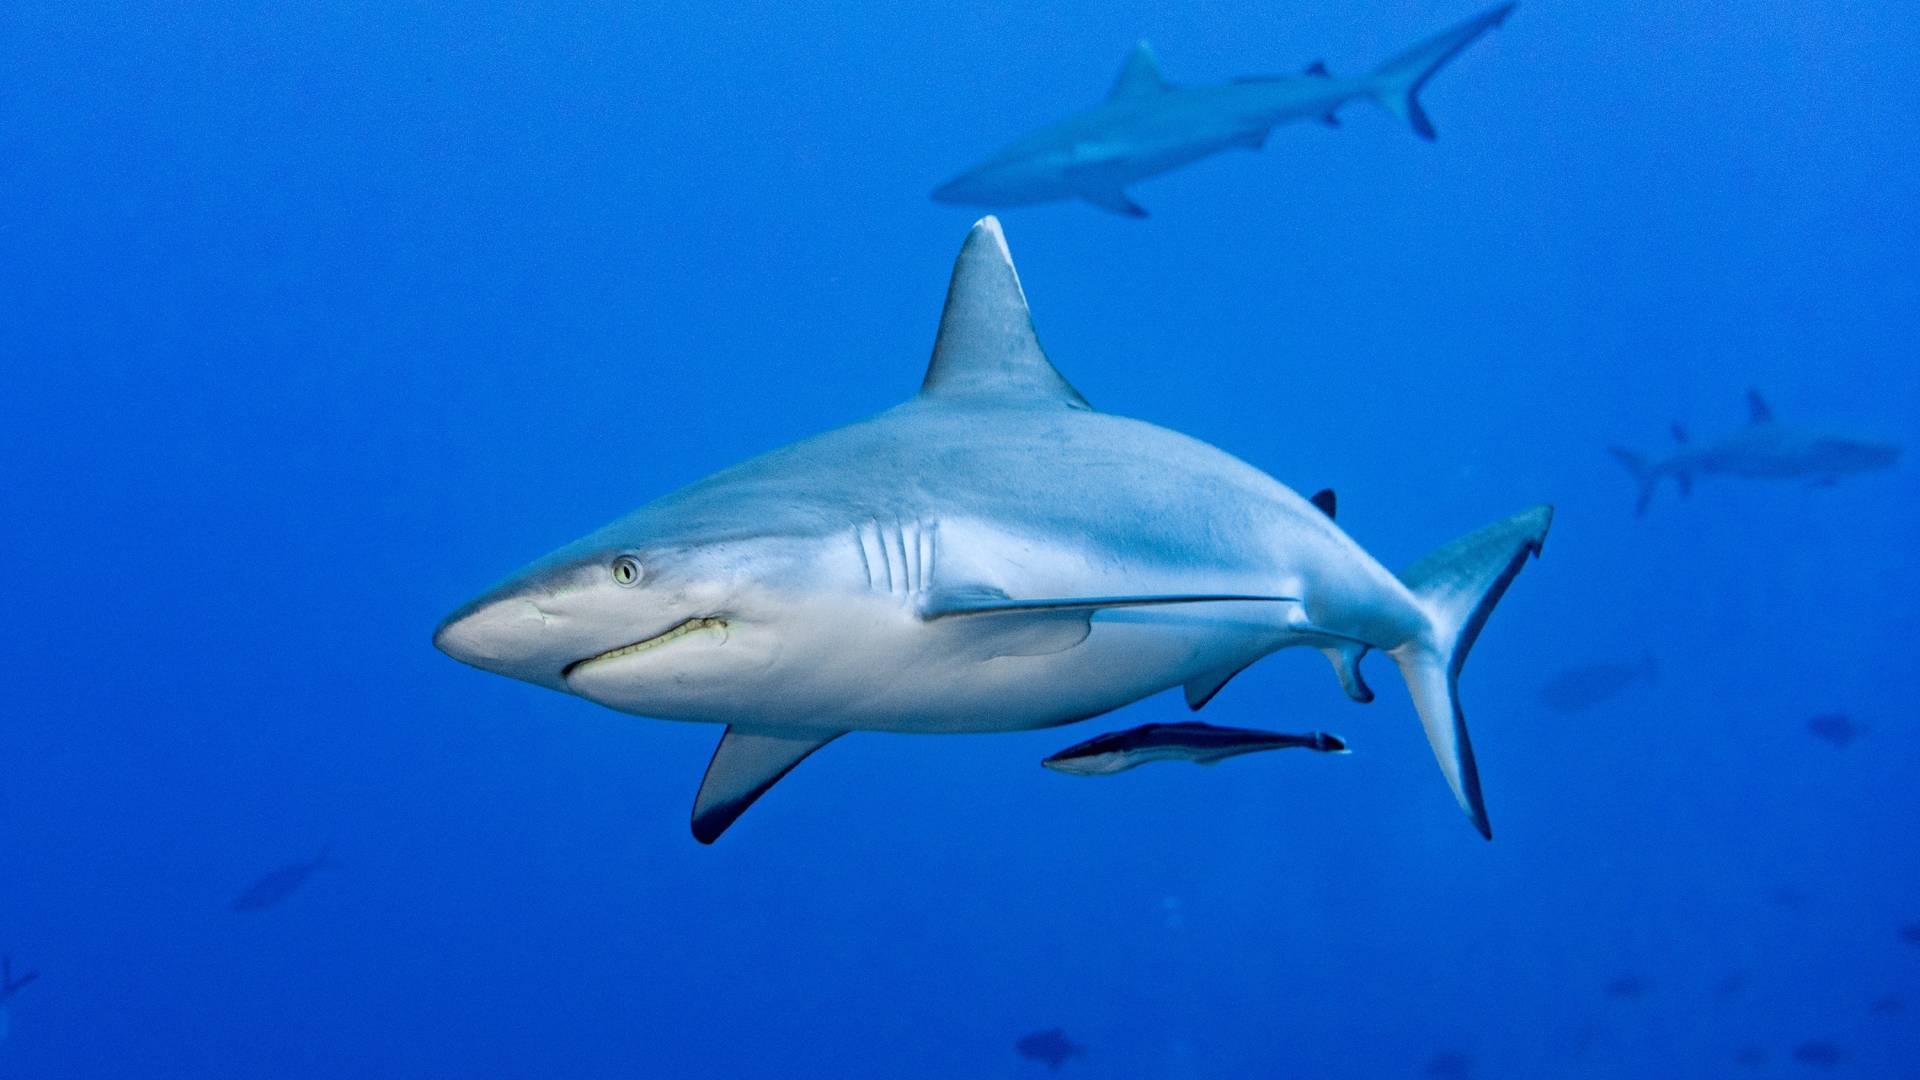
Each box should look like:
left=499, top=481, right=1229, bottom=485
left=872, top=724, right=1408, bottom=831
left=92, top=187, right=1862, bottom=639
left=1537, top=654, right=1657, bottom=712
left=1903, top=922, right=1920, bottom=945
left=1870, top=993, right=1903, bottom=1015
left=1806, top=713, right=1863, bottom=747
left=1015, top=1028, right=1084, bottom=1071
left=1041, top=722, right=1347, bottom=776
left=230, top=845, right=331, bottom=912
left=0, top=957, right=36, bottom=1004
left=1714, top=972, right=1748, bottom=998
left=1426, top=1050, right=1473, bottom=1077
left=1605, top=974, right=1649, bottom=1000
left=1734, top=1045, right=1768, bottom=1068
left=1791, top=1040, right=1845, bottom=1067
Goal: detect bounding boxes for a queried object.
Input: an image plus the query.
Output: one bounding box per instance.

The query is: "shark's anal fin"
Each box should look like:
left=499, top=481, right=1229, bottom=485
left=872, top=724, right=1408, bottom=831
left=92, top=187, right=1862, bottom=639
left=1746, top=388, right=1774, bottom=424
left=921, top=218, right=1090, bottom=409
left=691, top=727, right=843, bottom=844
left=1309, top=488, right=1337, bottom=519
left=1321, top=643, right=1374, bottom=703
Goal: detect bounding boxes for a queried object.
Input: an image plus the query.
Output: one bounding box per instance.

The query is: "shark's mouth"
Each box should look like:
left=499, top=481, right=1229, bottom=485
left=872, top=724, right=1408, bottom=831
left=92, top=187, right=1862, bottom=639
left=562, top=617, right=728, bottom=678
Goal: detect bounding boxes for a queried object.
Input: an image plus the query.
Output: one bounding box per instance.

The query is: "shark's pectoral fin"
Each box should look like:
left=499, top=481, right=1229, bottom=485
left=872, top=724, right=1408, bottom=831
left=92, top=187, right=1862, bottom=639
left=691, top=727, right=843, bottom=844
left=1076, top=186, right=1148, bottom=218
left=922, top=587, right=1300, bottom=620
left=925, top=587, right=1298, bottom=661
left=1233, top=129, right=1268, bottom=152
left=1185, top=661, right=1254, bottom=711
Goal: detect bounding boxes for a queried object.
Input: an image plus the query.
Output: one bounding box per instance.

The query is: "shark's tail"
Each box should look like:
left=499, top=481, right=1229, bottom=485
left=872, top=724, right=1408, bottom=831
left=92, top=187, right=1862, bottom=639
left=1369, top=3, right=1516, bottom=140
left=1389, top=505, right=1552, bottom=838
left=1607, top=446, right=1686, bottom=517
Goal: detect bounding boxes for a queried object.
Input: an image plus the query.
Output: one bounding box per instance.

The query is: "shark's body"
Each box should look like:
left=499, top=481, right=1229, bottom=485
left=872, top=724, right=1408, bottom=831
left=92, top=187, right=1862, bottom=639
left=1042, top=721, right=1346, bottom=776
left=435, top=218, right=1551, bottom=843
left=931, top=4, right=1514, bottom=217
left=1609, top=390, right=1899, bottom=515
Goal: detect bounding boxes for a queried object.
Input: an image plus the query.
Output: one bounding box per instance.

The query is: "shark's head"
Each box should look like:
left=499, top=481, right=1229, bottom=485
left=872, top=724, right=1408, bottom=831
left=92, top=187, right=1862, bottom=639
left=1810, top=435, right=1902, bottom=474
left=433, top=511, right=824, bottom=718
left=931, top=154, right=1065, bottom=209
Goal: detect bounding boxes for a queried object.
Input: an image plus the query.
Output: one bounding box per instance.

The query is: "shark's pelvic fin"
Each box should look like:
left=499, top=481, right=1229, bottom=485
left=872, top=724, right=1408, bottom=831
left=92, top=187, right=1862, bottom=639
left=1109, top=41, right=1168, bottom=101
left=1368, top=2, right=1515, bottom=140
left=1390, top=505, right=1552, bottom=839
left=1074, top=183, right=1149, bottom=218
left=1185, top=660, right=1254, bottom=710
left=1309, top=488, right=1337, bottom=519
left=921, top=218, right=1091, bottom=409
left=1746, top=388, right=1774, bottom=424
left=691, top=727, right=843, bottom=844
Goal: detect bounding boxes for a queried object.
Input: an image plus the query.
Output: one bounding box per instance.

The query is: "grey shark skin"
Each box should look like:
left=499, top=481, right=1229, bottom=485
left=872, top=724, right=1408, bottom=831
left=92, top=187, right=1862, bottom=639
left=932, top=4, right=1514, bottom=217
left=1609, top=390, right=1899, bottom=516
left=434, top=217, right=1552, bottom=843
left=1042, top=721, right=1347, bottom=776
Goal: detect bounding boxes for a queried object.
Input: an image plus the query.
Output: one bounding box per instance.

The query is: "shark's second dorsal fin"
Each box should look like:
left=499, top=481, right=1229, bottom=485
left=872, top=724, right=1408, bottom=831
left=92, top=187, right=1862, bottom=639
left=920, top=218, right=1090, bottom=410
left=1746, top=388, right=1774, bottom=424
left=1109, top=41, right=1167, bottom=101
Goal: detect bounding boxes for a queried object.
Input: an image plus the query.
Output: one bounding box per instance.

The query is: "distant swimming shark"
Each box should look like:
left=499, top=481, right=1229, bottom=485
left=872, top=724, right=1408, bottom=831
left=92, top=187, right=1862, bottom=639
left=434, top=218, right=1553, bottom=843
left=1042, top=721, right=1346, bottom=776
left=931, top=4, right=1515, bottom=217
left=1609, top=390, right=1899, bottom=516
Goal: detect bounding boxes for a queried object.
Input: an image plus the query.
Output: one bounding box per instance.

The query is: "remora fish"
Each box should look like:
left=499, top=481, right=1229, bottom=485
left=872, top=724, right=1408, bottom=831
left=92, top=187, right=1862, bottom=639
left=434, top=218, right=1553, bottom=843
left=1608, top=390, right=1899, bottom=516
left=230, top=846, right=331, bottom=913
left=1042, top=721, right=1346, bottom=776
left=932, top=4, right=1515, bottom=217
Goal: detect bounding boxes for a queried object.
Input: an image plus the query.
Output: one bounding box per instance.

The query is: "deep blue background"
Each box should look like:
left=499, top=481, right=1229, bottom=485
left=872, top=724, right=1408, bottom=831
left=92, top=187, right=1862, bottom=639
left=3, top=2, right=1916, bottom=1076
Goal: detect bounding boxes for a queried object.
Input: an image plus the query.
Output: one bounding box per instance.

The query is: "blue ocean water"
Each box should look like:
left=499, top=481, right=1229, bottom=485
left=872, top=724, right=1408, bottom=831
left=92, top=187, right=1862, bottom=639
left=3, top=2, right=1916, bottom=1076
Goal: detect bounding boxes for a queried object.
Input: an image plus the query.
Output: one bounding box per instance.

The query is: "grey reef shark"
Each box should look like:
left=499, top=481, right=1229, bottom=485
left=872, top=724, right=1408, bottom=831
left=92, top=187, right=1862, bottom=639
left=435, top=218, right=1553, bottom=843
left=1609, top=390, right=1899, bottom=516
left=932, top=3, right=1515, bottom=217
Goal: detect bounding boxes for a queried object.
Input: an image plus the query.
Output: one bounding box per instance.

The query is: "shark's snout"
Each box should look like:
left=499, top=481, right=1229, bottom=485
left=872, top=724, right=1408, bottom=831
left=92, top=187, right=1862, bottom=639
left=433, top=593, right=551, bottom=672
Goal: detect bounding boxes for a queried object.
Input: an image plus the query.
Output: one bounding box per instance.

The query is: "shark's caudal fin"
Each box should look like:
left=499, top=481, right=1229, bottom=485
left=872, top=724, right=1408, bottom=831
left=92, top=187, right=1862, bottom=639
left=1390, top=505, right=1552, bottom=838
left=1368, top=3, right=1515, bottom=140
left=1608, top=446, right=1689, bottom=517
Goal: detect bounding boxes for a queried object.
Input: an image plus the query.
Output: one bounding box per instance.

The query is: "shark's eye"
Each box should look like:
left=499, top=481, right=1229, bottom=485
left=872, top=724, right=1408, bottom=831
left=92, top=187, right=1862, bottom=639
left=610, top=556, right=642, bottom=587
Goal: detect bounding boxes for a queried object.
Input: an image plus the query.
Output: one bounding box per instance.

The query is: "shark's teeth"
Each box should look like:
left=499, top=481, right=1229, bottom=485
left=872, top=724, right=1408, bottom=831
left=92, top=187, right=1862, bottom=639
left=568, top=617, right=727, bottom=674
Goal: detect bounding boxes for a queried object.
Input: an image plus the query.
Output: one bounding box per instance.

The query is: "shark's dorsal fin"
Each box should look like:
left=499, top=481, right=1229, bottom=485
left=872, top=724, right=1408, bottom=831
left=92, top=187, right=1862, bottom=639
left=921, top=218, right=1090, bottom=409
left=691, top=727, right=842, bottom=844
left=1304, top=59, right=1331, bottom=78
left=1309, top=488, right=1337, bottom=519
left=1746, top=388, right=1774, bottom=424
left=1108, top=41, right=1167, bottom=101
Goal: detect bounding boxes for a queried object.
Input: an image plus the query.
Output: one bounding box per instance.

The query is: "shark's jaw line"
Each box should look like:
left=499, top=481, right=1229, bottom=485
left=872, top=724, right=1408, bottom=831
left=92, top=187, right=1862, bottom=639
left=562, top=617, right=729, bottom=678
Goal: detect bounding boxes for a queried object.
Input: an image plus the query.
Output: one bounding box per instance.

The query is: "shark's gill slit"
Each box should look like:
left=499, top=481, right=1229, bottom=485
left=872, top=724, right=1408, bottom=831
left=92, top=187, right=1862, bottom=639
left=562, top=617, right=729, bottom=677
